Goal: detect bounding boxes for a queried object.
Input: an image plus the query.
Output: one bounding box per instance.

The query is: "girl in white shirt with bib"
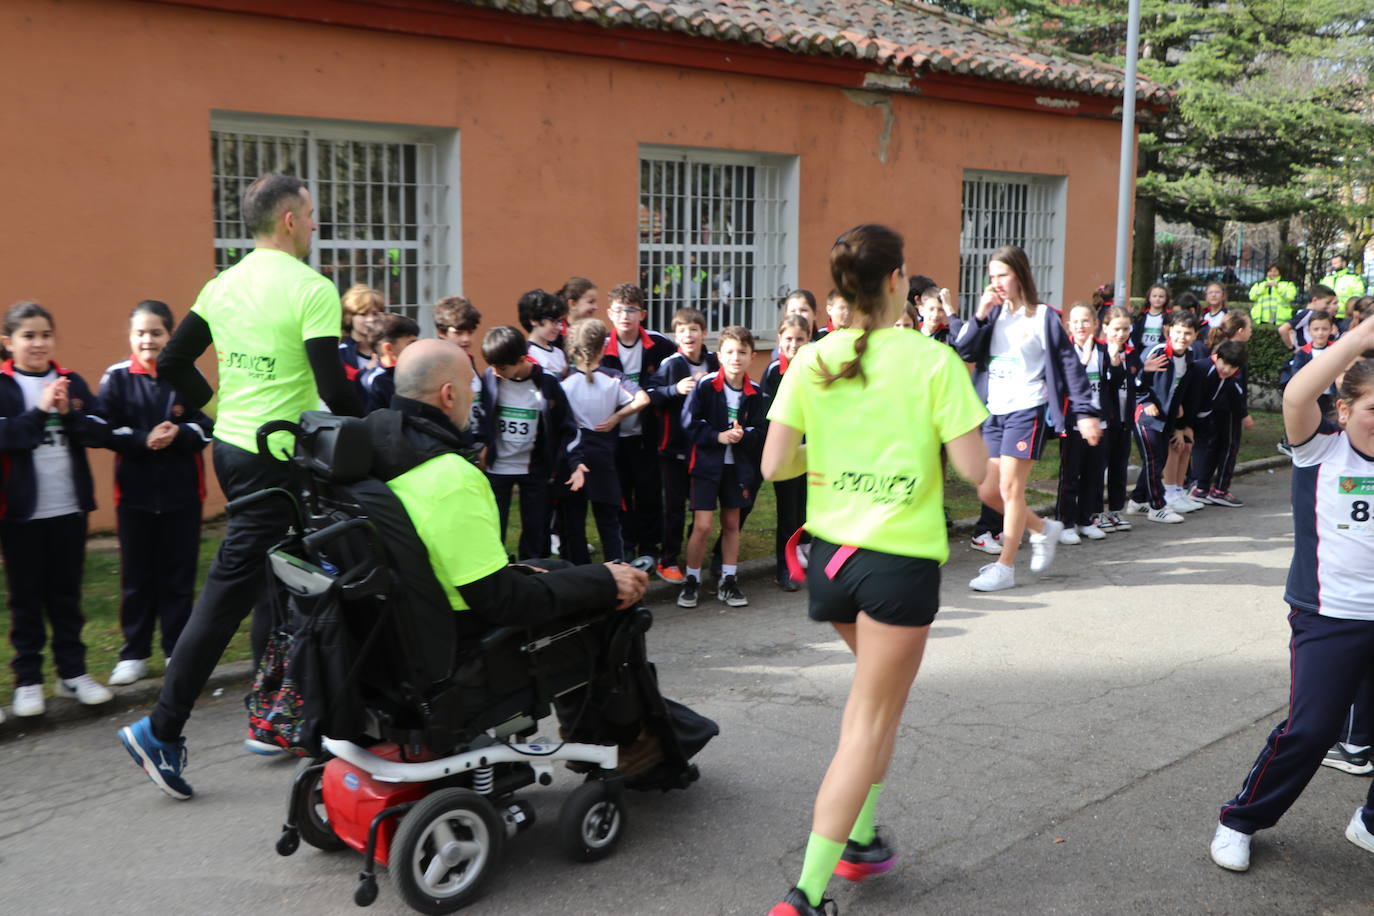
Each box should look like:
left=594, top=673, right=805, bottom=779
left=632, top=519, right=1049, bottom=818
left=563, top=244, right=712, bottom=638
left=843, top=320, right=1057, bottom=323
left=1210, top=314, right=1374, bottom=872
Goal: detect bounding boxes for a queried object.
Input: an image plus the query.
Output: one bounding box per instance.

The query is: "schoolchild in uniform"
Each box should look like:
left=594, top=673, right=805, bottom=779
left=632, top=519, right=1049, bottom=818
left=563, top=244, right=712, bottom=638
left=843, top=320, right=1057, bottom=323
left=558, top=318, right=647, bottom=565
left=1126, top=313, right=1199, bottom=523
left=1131, top=284, right=1172, bottom=352
left=478, top=326, right=582, bottom=560
left=1278, top=286, right=1338, bottom=351
left=821, top=288, right=851, bottom=338
left=433, top=295, right=483, bottom=438
left=338, top=283, right=383, bottom=371
left=1095, top=307, right=1139, bottom=532
left=557, top=277, right=599, bottom=336
left=520, top=289, right=570, bottom=379
left=1054, top=304, right=1110, bottom=544
left=894, top=301, right=919, bottom=329
left=1199, top=281, right=1229, bottom=334
left=955, top=245, right=1100, bottom=592
left=600, top=283, right=677, bottom=563
left=763, top=315, right=811, bottom=591
left=0, top=301, right=114, bottom=718
left=761, top=224, right=989, bottom=916
left=1185, top=340, right=1249, bottom=508
left=644, top=308, right=718, bottom=584
left=359, top=313, right=419, bottom=413
left=1189, top=312, right=1253, bottom=507
left=99, top=300, right=214, bottom=687
left=1209, top=315, right=1374, bottom=872
left=913, top=279, right=963, bottom=346
left=1280, top=309, right=1339, bottom=421
left=678, top=326, right=766, bottom=610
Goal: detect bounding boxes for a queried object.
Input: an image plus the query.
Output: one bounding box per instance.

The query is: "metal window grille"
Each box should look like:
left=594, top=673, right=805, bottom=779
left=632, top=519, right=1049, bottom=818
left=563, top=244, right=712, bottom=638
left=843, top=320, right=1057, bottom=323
left=211, top=125, right=449, bottom=321
left=638, top=152, right=789, bottom=336
left=959, top=172, right=1062, bottom=317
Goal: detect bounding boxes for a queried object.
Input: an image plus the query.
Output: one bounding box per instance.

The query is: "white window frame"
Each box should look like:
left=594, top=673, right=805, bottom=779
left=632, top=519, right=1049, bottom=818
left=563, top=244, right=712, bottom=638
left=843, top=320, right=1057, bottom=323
left=638, top=145, right=798, bottom=339
left=959, top=170, right=1067, bottom=318
left=210, top=112, right=460, bottom=332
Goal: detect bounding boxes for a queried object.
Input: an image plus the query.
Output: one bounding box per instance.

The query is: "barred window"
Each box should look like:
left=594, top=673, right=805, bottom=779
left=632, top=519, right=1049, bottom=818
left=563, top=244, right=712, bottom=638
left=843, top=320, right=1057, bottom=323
left=638, top=147, right=795, bottom=337
left=959, top=171, right=1066, bottom=317
left=210, top=116, right=454, bottom=324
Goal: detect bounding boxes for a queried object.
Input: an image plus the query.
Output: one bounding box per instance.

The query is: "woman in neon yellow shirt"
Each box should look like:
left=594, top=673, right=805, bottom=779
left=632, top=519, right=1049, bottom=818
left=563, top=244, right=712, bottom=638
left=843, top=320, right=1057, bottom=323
left=761, top=224, right=989, bottom=916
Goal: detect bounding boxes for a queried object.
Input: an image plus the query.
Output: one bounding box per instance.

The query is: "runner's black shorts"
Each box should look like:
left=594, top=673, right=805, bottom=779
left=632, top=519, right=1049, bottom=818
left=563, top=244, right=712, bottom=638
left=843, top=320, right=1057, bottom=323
left=806, top=537, right=940, bottom=627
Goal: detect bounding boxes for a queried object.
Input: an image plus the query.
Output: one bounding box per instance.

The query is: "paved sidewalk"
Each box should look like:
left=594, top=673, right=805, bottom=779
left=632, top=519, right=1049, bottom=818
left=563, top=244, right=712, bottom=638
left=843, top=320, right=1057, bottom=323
left=2, top=462, right=1367, bottom=915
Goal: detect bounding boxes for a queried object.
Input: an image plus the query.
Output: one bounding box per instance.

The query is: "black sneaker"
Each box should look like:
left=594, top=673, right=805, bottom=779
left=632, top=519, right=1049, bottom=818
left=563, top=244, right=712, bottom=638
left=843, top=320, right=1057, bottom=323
left=1321, top=742, right=1374, bottom=776
left=835, top=828, right=896, bottom=882
left=677, top=575, right=699, bottom=608
left=717, top=575, right=748, bottom=607
left=768, top=887, right=838, bottom=916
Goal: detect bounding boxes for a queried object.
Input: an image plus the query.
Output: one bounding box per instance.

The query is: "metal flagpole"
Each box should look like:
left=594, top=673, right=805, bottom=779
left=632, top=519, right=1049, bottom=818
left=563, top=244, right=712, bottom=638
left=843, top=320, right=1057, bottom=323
left=1114, top=0, right=1143, bottom=305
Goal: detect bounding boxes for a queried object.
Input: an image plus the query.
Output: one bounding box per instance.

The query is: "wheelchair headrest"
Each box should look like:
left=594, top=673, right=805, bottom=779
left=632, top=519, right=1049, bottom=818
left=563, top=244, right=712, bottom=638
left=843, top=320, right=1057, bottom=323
left=295, top=411, right=373, bottom=483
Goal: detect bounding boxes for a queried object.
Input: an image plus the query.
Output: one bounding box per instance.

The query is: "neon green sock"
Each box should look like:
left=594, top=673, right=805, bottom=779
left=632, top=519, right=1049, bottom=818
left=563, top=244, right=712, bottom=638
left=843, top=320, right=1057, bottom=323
left=797, top=832, right=845, bottom=907
left=848, top=783, right=884, bottom=846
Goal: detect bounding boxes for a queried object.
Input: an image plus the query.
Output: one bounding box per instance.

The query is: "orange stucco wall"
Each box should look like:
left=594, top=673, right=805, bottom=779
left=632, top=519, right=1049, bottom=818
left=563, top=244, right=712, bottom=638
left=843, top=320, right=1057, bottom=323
left=1, top=0, right=1131, bottom=529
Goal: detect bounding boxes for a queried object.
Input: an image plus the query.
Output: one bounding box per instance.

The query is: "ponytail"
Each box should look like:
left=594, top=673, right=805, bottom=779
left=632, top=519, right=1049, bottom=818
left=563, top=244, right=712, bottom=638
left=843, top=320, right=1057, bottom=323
left=815, top=224, right=903, bottom=387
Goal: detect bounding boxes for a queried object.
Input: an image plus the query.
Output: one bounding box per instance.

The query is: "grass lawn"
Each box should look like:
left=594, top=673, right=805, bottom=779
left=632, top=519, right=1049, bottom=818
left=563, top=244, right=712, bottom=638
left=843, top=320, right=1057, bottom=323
left=0, top=410, right=1291, bottom=700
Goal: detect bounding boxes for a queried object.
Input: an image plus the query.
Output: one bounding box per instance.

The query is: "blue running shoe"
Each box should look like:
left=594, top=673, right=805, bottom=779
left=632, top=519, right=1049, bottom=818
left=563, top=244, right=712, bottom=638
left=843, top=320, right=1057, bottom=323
left=119, top=716, right=192, bottom=800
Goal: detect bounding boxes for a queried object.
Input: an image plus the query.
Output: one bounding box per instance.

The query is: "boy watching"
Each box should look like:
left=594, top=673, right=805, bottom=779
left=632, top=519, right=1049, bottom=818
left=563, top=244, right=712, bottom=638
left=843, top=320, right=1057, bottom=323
left=821, top=288, right=852, bottom=337
left=360, top=313, right=420, bottom=413
left=1281, top=310, right=1339, bottom=419
left=518, top=288, right=570, bottom=378
left=1187, top=340, right=1249, bottom=506
left=1279, top=286, right=1339, bottom=351
left=600, top=282, right=677, bottom=563
left=645, top=307, right=719, bottom=583
left=435, top=294, right=483, bottom=435
left=478, top=325, right=583, bottom=560
left=678, top=325, right=766, bottom=609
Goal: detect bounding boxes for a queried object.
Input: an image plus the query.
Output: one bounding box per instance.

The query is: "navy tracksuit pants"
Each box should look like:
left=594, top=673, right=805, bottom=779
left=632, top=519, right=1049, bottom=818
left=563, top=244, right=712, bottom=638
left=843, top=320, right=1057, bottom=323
left=1056, top=429, right=1106, bottom=527
left=1103, top=423, right=1133, bottom=512
left=2, top=513, right=88, bottom=686
left=117, top=505, right=202, bottom=661
left=1220, top=608, right=1374, bottom=835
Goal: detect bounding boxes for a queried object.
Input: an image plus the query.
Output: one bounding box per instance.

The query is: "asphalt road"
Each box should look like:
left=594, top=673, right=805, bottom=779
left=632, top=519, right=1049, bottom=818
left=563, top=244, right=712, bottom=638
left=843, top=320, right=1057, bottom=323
left=2, top=465, right=1371, bottom=915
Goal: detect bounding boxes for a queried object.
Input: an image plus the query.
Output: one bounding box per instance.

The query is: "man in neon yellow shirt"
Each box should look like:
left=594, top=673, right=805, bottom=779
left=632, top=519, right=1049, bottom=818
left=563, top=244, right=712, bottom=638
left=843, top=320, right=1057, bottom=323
left=121, top=174, right=364, bottom=800
left=1320, top=254, right=1367, bottom=320
left=369, top=339, right=647, bottom=619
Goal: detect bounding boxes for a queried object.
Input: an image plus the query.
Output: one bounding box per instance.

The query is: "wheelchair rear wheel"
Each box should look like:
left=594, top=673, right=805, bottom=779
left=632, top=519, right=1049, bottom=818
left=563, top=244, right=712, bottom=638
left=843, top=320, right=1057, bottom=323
left=558, top=779, right=626, bottom=862
left=389, top=788, right=505, bottom=914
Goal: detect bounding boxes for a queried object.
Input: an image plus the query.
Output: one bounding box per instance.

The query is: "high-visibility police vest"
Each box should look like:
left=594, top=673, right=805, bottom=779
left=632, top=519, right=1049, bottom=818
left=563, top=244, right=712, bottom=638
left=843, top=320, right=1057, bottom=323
left=1248, top=278, right=1298, bottom=324
left=1319, top=269, right=1366, bottom=319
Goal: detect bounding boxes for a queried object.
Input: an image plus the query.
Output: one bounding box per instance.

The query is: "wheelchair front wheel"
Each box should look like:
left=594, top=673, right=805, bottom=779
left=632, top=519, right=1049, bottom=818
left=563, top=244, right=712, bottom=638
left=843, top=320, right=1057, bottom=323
left=390, top=788, right=505, bottom=914
left=558, top=779, right=626, bottom=862
left=294, top=758, right=347, bottom=852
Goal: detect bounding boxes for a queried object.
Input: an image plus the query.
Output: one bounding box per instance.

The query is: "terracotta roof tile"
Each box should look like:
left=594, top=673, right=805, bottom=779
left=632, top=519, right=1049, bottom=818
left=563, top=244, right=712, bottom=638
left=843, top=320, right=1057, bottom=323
left=458, top=0, right=1168, bottom=104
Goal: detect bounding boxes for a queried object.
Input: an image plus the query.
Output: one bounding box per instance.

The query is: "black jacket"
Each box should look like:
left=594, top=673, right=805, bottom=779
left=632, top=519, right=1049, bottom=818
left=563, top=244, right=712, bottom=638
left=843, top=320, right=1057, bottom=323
left=98, top=358, right=214, bottom=513
left=1134, top=341, right=1198, bottom=432
left=645, top=349, right=718, bottom=456
left=0, top=361, right=110, bottom=521
left=367, top=398, right=615, bottom=629
left=477, top=362, right=583, bottom=477
left=681, top=370, right=767, bottom=491
left=954, top=304, right=1099, bottom=433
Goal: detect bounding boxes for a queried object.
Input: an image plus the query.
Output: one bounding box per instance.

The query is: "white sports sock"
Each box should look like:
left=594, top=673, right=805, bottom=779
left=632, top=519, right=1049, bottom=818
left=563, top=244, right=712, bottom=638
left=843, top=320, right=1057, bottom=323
left=686, top=567, right=702, bottom=582
left=721, top=564, right=737, bottom=577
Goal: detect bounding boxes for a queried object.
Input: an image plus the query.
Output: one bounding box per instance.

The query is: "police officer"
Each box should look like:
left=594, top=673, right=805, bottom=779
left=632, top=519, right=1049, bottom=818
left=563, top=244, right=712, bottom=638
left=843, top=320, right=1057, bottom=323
left=1320, top=254, right=1367, bottom=322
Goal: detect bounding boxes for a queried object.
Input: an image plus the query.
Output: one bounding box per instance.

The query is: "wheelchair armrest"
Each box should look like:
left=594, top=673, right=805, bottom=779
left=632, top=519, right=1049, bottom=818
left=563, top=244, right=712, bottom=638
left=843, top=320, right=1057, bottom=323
left=226, top=487, right=302, bottom=529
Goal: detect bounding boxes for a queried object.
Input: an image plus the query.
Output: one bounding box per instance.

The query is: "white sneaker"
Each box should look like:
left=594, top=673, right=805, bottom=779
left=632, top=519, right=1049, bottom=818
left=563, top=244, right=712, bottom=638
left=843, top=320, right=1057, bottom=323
left=1210, top=823, right=1251, bottom=871
left=1029, top=519, right=1063, bottom=573
left=1058, top=525, right=1081, bottom=545
left=1078, top=523, right=1107, bottom=540
left=1109, top=511, right=1131, bottom=531
left=1346, top=808, right=1374, bottom=855
left=56, top=674, right=113, bottom=706
left=1125, top=499, right=1149, bottom=515
left=1148, top=506, right=1185, bottom=524
left=969, top=562, right=1015, bottom=592
left=12, top=684, right=45, bottom=717
left=1168, top=496, right=1201, bottom=514
left=969, top=531, right=1004, bottom=555
left=109, top=658, right=149, bottom=686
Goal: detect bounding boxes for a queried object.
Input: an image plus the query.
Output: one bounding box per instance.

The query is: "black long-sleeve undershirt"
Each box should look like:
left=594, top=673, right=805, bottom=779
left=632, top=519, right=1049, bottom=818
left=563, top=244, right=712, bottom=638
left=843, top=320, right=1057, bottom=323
left=158, top=311, right=363, bottom=417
